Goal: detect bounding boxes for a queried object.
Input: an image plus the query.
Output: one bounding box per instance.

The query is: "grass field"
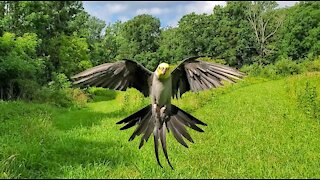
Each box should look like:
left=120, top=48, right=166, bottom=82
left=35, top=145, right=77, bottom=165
left=1, top=72, right=320, bottom=178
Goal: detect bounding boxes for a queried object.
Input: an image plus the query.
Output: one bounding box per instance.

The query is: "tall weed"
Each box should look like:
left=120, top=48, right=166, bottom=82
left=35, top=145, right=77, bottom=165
left=297, top=81, right=319, bottom=120
left=285, top=72, right=320, bottom=120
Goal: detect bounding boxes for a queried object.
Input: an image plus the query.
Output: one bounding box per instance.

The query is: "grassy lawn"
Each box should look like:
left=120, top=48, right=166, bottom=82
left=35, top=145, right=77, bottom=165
left=1, top=73, right=320, bottom=178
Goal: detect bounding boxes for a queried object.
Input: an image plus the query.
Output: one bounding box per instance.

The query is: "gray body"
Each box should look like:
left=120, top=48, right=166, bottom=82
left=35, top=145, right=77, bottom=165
left=151, top=73, right=172, bottom=119
left=151, top=73, right=172, bottom=107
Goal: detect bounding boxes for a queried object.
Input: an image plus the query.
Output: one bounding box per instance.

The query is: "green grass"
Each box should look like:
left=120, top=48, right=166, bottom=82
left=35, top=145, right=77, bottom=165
left=1, top=73, right=320, bottom=178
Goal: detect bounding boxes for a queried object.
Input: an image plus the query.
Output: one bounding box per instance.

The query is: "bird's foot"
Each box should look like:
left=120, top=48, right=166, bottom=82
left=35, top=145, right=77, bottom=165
left=160, top=106, right=169, bottom=124
left=153, top=104, right=161, bottom=119
left=160, top=106, right=166, bottom=117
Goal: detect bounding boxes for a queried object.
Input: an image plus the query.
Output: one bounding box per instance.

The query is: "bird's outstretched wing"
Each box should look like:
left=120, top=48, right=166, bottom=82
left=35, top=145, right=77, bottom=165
left=171, top=56, right=245, bottom=98
left=71, top=59, right=153, bottom=97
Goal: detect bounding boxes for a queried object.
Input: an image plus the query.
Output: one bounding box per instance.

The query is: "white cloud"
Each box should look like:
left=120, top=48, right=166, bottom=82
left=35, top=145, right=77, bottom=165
left=103, top=3, right=128, bottom=14
left=136, top=7, right=171, bottom=15
left=166, top=18, right=179, bottom=27
left=184, top=1, right=226, bottom=14
left=277, top=1, right=299, bottom=8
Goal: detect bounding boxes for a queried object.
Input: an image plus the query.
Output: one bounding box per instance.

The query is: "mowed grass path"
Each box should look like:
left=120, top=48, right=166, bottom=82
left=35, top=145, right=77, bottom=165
left=1, top=74, right=320, bottom=178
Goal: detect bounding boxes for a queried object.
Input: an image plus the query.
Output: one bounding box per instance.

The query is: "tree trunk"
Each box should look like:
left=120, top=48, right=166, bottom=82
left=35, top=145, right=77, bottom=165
left=0, top=86, right=3, bottom=100
left=7, top=81, right=14, bottom=100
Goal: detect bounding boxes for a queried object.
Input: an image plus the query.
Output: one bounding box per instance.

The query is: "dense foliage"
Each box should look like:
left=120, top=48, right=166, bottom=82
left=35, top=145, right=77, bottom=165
left=0, top=1, right=319, bottom=104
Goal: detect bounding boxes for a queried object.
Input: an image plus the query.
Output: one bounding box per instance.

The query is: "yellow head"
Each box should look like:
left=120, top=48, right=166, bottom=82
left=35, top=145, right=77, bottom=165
left=156, top=63, right=171, bottom=79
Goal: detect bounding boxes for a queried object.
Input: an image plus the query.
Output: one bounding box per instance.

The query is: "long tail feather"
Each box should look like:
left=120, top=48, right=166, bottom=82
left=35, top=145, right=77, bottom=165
left=167, top=120, right=189, bottom=148
left=117, top=104, right=207, bottom=169
left=153, top=128, right=163, bottom=168
left=160, top=124, right=174, bottom=169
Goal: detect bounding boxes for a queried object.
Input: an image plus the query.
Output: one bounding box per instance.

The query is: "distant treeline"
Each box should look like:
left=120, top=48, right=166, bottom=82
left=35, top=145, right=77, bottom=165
left=0, top=1, right=319, bottom=100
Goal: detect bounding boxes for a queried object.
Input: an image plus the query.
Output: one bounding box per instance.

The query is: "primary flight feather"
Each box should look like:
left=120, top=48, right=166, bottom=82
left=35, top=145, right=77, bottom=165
left=71, top=56, right=245, bottom=169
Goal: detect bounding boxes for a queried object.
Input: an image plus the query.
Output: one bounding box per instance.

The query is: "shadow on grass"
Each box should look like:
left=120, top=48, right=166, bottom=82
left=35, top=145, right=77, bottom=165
left=5, top=137, right=136, bottom=178
left=45, top=137, right=135, bottom=178
left=89, top=95, right=117, bottom=103
left=1, top=100, right=140, bottom=178
left=51, top=108, right=127, bottom=131
left=1, top=110, right=137, bottom=178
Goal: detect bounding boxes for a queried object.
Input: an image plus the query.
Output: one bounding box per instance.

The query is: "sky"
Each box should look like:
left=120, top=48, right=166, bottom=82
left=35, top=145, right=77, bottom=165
left=83, top=1, right=299, bottom=28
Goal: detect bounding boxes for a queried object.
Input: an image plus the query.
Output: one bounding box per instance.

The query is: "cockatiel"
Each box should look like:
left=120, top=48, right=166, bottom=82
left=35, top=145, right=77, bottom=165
left=71, top=56, right=244, bottom=169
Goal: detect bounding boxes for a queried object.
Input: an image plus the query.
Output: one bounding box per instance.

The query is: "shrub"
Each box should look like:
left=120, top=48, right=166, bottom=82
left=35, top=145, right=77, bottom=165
left=14, top=79, right=43, bottom=101
left=64, top=88, right=89, bottom=108
left=86, top=87, right=117, bottom=102
left=24, top=73, right=90, bottom=108
left=274, top=58, right=304, bottom=76
left=241, top=63, right=277, bottom=79
left=258, top=64, right=278, bottom=79
left=297, top=81, right=319, bottom=120
left=285, top=72, right=320, bottom=120
left=197, top=57, right=227, bottom=64
left=240, top=58, right=316, bottom=79
left=33, top=87, right=89, bottom=108
left=116, top=88, right=148, bottom=114
left=48, top=73, right=71, bottom=90
left=301, top=57, right=320, bottom=72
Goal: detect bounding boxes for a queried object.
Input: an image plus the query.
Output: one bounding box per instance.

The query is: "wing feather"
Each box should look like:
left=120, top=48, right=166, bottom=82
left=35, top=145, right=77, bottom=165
left=71, top=59, right=152, bottom=97
left=171, top=56, right=245, bottom=98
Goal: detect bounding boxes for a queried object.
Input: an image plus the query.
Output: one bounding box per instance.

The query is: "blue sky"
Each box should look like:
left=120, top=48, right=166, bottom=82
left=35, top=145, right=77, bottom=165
left=83, top=1, right=299, bottom=28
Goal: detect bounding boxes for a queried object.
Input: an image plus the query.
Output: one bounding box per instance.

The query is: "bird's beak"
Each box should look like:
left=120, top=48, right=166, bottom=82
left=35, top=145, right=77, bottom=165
left=162, top=68, right=167, bottom=75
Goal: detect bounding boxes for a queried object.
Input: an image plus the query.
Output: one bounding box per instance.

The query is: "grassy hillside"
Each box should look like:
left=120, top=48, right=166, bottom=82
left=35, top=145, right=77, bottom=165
left=1, top=72, right=320, bottom=178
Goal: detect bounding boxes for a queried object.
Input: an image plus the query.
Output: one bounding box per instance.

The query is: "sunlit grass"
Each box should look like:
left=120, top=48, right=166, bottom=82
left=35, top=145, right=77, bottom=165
left=1, top=73, right=320, bottom=178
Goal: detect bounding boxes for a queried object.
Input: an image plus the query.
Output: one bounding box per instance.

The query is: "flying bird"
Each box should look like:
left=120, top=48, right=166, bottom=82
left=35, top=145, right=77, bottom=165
left=71, top=56, right=245, bottom=169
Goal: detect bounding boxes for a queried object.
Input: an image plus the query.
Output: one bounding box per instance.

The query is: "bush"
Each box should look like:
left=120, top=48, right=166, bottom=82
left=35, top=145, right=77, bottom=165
left=24, top=73, right=90, bottom=108
left=240, top=58, right=318, bottom=79
left=241, top=63, right=277, bottom=79
left=48, top=73, right=71, bottom=90
left=197, top=57, right=227, bottom=64
left=240, top=63, right=263, bottom=77
left=274, top=58, right=304, bottom=76
left=116, top=88, right=149, bottom=114
left=301, top=57, right=320, bottom=72
left=284, top=72, right=320, bottom=120
left=86, top=87, right=117, bottom=102
left=297, top=81, right=319, bottom=120
left=32, top=87, right=88, bottom=108
left=14, top=79, right=43, bottom=101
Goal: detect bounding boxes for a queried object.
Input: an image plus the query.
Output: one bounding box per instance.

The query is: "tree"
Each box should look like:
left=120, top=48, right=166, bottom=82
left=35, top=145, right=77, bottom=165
left=92, top=21, right=124, bottom=65
left=211, top=2, right=255, bottom=66
left=0, top=32, right=43, bottom=99
left=176, top=13, right=206, bottom=57
left=277, top=1, right=320, bottom=60
left=117, top=14, right=161, bottom=61
left=48, top=34, right=91, bottom=78
left=247, top=1, right=285, bottom=63
left=157, top=27, right=184, bottom=64
left=69, top=11, right=106, bottom=44
left=0, top=1, right=89, bottom=80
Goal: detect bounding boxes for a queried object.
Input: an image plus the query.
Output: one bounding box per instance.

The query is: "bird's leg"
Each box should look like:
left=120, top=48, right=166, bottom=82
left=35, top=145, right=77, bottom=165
left=152, top=104, right=160, bottom=119
left=160, top=105, right=166, bottom=117
left=159, top=105, right=169, bottom=125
